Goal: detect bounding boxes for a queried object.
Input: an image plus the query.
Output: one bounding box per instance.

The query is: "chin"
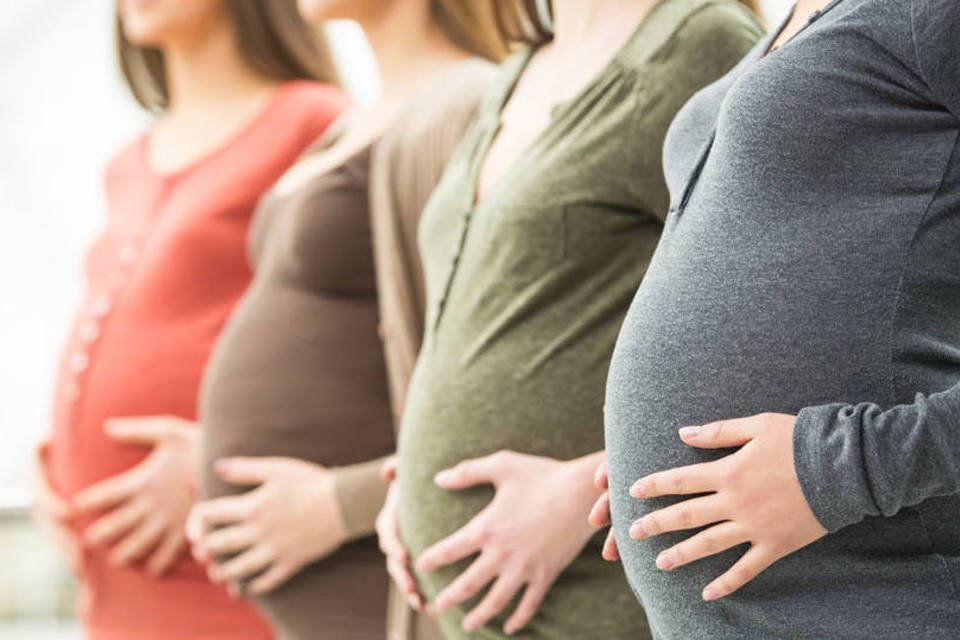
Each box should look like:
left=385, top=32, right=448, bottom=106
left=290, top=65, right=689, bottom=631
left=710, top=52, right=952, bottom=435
left=118, top=0, right=223, bottom=47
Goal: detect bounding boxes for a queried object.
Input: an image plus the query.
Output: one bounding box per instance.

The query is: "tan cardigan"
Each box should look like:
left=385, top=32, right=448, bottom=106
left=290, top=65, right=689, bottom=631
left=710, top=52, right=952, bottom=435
left=329, top=58, right=496, bottom=639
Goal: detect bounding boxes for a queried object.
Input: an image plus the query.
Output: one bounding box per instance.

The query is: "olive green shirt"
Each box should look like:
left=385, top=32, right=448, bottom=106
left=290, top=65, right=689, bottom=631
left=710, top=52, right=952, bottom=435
left=397, top=1, right=763, bottom=638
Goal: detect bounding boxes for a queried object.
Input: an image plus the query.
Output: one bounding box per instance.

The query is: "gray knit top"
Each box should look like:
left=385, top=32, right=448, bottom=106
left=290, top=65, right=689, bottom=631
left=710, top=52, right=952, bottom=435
left=605, top=0, right=960, bottom=637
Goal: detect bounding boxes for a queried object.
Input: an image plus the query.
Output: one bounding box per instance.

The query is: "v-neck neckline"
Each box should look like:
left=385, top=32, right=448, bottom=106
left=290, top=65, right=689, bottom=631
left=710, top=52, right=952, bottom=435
left=466, top=0, right=678, bottom=212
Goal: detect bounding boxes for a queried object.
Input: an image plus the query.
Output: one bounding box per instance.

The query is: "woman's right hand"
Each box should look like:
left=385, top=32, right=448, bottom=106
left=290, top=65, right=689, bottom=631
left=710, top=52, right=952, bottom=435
left=31, top=443, right=80, bottom=570
left=587, top=461, right=620, bottom=561
left=375, top=456, right=425, bottom=611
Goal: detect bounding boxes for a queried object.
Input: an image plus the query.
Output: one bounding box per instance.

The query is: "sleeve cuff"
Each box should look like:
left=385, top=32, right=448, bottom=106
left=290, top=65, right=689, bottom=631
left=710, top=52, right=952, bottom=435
left=332, top=457, right=392, bottom=541
left=792, top=404, right=876, bottom=533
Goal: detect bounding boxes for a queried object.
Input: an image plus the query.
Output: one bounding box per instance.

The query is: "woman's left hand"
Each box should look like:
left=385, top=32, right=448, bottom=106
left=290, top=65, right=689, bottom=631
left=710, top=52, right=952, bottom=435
left=416, top=450, right=603, bottom=635
left=186, top=457, right=347, bottom=595
left=628, top=413, right=827, bottom=601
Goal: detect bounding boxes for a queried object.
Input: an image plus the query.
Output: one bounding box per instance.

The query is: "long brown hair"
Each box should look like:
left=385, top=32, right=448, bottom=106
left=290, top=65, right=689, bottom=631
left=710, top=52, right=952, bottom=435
left=490, top=0, right=762, bottom=48
left=431, top=1, right=521, bottom=62
left=117, top=0, right=339, bottom=112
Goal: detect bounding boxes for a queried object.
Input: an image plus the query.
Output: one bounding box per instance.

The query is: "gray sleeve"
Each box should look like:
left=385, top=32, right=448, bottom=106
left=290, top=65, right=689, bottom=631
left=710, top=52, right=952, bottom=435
left=792, top=383, right=960, bottom=532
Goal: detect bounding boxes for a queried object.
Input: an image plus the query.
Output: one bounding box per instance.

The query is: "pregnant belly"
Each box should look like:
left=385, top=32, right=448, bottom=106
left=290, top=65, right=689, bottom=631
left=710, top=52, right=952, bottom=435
left=397, top=349, right=652, bottom=639
left=396, top=345, right=609, bottom=598
left=602, top=277, right=960, bottom=637
left=200, top=289, right=393, bottom=501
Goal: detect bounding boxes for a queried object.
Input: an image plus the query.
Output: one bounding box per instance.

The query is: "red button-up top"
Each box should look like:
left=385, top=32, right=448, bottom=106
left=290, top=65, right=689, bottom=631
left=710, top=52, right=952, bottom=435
left=46, top=80, right=347, bottom=640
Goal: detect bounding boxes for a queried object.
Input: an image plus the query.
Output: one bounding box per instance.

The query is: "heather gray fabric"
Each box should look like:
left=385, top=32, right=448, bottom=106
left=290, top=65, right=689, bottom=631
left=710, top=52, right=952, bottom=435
left=605, top=0, right=960, bottom=638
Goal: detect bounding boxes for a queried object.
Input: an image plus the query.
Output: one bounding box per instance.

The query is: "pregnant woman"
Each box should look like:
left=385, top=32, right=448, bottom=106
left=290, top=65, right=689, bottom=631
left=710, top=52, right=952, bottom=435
left=603, top=0, right=960, bottom=637
left=33, top=1, right=345, bottom=638
left=389, top=0, right=762, bottom=637
left=184, top=1, right=500, bottom=638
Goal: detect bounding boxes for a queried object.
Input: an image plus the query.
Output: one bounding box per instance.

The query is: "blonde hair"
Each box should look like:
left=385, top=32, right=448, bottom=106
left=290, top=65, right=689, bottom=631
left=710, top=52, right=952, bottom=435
left=117, top=0, right=339, bottom=112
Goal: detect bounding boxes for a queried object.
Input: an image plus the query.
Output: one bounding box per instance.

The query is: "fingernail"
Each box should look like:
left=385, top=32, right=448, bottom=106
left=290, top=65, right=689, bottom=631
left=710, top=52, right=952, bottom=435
left=679, top=426, right=701, bottom=439
left=434, top=470, right=452, bottom=485
left=703, top=585, right=719, bottom=601
left=504, top=623, right=518, bottom=635
left=656, top=552, right=674, bottom=570
left=629, top=481, right=647, bottom=498
left=629, top=520, right=648, bottom=540
left=463, top=619, right=478, bottom=633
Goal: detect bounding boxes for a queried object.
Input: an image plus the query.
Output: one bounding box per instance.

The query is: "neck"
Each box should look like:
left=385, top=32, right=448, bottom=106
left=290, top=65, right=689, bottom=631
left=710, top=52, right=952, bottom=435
left=360, top=3, right=468, bottom=104
left=163, top=21, right=275, bottom=114
left=797, top=0, right=835, bottom=14
left=550, top=0, right=660, bottom=50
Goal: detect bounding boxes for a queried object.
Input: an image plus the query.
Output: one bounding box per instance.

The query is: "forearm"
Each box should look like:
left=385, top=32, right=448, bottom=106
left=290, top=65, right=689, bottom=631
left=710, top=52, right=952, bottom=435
left=332, top=456, right=392, bottom=541
left=793, top=383, right=960, bottom=532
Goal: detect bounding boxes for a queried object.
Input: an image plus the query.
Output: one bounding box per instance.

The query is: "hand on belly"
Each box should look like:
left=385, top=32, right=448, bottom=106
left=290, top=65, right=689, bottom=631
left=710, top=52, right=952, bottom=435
left=595, top=414, right=827, bottom=600
left=414, top=450, right=603, bottom=635
left=186, top=457, right=347, bottom=595
left=73, top=416, right=199, bottom=576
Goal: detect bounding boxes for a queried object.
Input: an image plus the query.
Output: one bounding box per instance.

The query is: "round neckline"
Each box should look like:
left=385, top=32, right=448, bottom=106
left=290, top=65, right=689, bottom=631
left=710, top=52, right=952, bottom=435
left=138, top=82, right=291, bottom=182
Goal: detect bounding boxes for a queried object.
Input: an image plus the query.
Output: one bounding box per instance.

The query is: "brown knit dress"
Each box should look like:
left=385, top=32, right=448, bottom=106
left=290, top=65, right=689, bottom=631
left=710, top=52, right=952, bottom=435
left=199, top=144, right=395, bottom=640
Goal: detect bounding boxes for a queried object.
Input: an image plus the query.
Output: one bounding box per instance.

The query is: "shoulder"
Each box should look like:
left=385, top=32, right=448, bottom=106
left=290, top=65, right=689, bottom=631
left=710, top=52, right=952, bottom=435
left=402, top=58, right=497, bottom=135
left=103, top=133, right=147, bottom=187
left=660, top=0, right=764, bottom=62
left=273, top=80, right=351, bottom=139
left=620, top=0, right=763, bottom=71
left=376, top=59, right=497, bottom=165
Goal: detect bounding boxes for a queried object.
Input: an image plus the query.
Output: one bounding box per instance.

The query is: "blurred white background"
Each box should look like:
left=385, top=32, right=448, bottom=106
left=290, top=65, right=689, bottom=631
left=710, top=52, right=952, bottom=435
left=0, top=0, right=789, bottom=635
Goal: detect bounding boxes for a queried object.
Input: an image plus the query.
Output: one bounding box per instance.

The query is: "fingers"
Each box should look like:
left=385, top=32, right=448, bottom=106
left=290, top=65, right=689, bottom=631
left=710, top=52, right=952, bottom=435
left=593, top=461, right=608, bottom=490
left=146, top=529, right=187, bottom=577
left=434, top=451, right=515, bottom=490
left=33, top=457, right=72, bottom=522
left=51, top=526, right=82, bottom=570
left=587, top=491, right=610, bottom=528
left=74, top=471, right=140, bottom=514
left=702, top=544, right=773, bottom=600
left=188, top=494, right=254, bottom=532
left=388, top=555, right=424, bottom=610
left=376, top=485, right=424, bottom=610
left=379, top=456, right=397, bottom=482
left=193, top=524, right=257, bottom=562
left=504, top=579, right=551, bottom=635
left=432, top=551, right=500, bottom=614
left=104, top=417, right=175, bottom=444
left=463, top=572, right=525, bottom=633
left=248, top=563, right=296, bottom=595
left=601, top=528, right=620, bottom=561
left=630, top=460, right=721, bottom=499
left=85, top=498, right=148, bottom=546
left=416, top=519, right=484, bottom=573
left=630, top=495, right=726, bottom=539
left=679, top=417, right=756, bottom=450
left=214, top=457, right=282, bottom=486
left=655, top=521, right=746, bottom=572
left=210, top=544, right=274, bottom=584
left=109, top=515, right=166, bottom=567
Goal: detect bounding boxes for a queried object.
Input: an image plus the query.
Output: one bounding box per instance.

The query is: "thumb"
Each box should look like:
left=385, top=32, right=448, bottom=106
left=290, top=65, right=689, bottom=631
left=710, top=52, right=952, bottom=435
left=679, top=417, right=756, bottom=449
left=104, top=417, right=177, bottom=444
left=434, top=451, right=513, bottom=490
left=215, top=457, right=283, bottom=486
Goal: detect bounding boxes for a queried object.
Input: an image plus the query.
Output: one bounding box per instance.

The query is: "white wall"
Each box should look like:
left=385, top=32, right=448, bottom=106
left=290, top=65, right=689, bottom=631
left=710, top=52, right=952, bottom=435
left=0, top=0, right=794, bottom=501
